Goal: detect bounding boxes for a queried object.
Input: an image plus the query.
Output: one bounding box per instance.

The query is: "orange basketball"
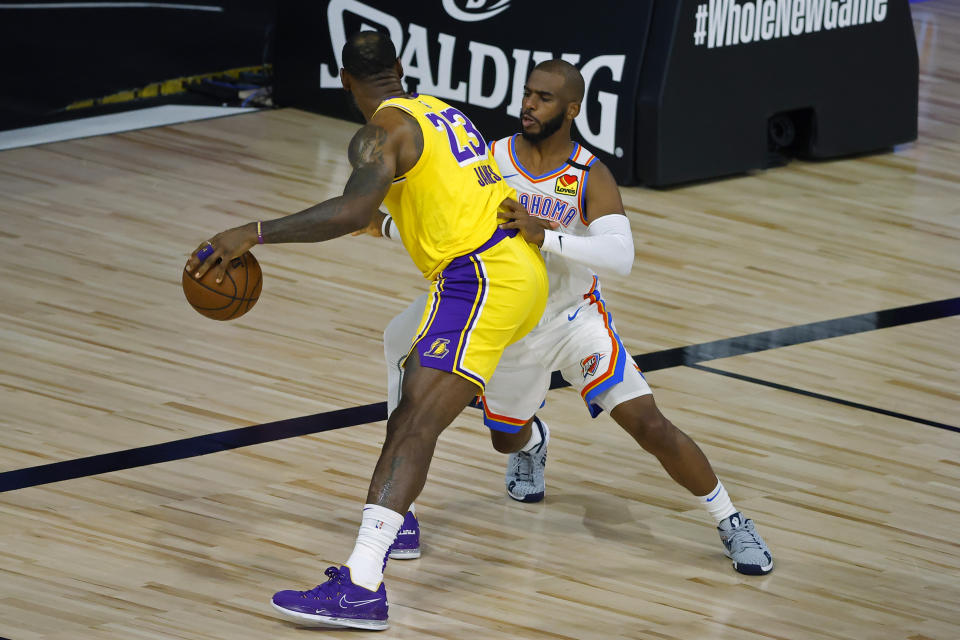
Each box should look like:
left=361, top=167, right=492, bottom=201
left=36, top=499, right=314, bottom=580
left=182, top=252, right=262, bottom=320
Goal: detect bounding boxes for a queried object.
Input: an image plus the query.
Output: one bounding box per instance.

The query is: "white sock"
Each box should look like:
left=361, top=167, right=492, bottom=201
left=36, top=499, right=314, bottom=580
left=520, top=418, right=543, bottom=452
left=345, top=504, right=404, bottom=591
left=698, top=480, right=738, bottom=525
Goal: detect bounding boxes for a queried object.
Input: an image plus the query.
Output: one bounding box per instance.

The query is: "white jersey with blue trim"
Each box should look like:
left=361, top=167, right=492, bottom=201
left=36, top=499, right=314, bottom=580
left=490, top=134, right=600, bottom=321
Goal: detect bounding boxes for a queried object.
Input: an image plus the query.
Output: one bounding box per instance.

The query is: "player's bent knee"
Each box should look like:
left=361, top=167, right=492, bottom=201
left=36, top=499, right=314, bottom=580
left=640, top=413, right=675, bottom=451
left=614, top=400, right=676, bottom=452
left=384, top=406, right=445, bottom=446
left=388, top=381, right=478, bottom=443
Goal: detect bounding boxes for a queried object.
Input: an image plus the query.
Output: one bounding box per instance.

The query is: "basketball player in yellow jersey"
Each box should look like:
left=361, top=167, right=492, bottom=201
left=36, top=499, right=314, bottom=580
left=184, top=31, right=547, bottom=630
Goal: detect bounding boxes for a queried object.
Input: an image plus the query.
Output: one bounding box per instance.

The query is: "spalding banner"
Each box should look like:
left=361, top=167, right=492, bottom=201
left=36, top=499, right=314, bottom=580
left=274, top=0, right=656, bottom=184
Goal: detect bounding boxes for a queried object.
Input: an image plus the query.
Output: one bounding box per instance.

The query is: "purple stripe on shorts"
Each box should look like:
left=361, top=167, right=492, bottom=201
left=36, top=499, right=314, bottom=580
left=454, top=254, right=488, bottom=386
left=413, top=255, right=483, bottom=379
left=411, top=229, right=507, bottom=387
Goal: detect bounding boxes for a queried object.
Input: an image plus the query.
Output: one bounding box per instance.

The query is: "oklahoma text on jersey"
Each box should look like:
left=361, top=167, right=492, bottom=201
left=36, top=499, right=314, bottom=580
left=491, top=133, right=598, bottom=228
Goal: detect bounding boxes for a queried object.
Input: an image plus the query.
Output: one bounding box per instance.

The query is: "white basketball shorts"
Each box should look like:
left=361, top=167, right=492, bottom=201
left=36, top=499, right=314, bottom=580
left=383, top=279, right=651, bottom=433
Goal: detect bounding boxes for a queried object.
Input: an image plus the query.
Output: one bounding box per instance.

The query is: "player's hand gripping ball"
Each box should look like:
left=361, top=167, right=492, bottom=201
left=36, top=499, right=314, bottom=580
left=182, top=242, right=262, bottom=320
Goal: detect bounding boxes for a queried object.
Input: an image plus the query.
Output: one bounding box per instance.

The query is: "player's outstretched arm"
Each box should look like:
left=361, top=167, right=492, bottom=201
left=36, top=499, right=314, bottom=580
left=186, top=118, right=402, bottom=283
left=261, top=122, right=398, bottom=243
left=538, top=161, right=635, bottom=276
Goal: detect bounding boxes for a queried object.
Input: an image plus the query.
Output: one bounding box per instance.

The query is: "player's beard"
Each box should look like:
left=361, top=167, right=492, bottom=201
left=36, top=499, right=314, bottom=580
left=520, top=110, right=565, bottom=143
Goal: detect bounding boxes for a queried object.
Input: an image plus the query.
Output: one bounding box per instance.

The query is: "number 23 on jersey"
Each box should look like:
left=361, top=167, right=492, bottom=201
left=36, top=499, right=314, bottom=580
left=424, top=106, right=503, bottom=187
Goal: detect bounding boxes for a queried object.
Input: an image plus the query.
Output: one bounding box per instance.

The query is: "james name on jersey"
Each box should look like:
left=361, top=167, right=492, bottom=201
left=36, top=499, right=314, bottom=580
left=474, top=164, right=503, bottom=187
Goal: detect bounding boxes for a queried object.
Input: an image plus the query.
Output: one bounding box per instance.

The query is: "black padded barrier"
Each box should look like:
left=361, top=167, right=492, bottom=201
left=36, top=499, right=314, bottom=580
left=274, top=0, right=655, bottom=185
left=274, top=0, right=918, bottom=187
left=0, top=0, right=275, bottom=131
left=636, top=0, right=919, bottom=186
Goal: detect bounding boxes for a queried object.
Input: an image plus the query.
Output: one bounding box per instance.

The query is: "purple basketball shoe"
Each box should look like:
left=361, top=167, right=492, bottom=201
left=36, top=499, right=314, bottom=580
left=388, top=510, right=421, bottom=560
left=271, top=566, right=388, bottom=630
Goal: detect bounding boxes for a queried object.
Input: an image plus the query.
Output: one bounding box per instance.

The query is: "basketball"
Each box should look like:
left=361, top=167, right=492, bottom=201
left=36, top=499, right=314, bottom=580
left=182, top=251, right=262, bottom=320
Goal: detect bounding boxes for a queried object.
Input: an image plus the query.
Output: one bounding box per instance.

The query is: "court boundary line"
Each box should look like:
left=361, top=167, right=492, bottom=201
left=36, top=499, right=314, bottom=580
left=1, top=296, right=957, bottom=493
left=687, top=363, right=960, bottom=434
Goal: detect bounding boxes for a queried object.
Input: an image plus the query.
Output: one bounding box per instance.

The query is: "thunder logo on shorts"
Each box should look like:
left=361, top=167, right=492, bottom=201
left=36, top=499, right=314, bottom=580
left=581, top=352, right=605, bottom=378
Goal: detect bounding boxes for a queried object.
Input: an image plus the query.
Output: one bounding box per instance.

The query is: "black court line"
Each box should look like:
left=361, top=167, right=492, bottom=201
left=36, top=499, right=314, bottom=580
left=688, top=363, right=960, bottom=434
left=0, top=403, right=385, bottom=493
left=632, top=295, right=960, bottom=369
left=550, top=295, right=960, bottom=388
left=1, top=296, right=958, bottom=493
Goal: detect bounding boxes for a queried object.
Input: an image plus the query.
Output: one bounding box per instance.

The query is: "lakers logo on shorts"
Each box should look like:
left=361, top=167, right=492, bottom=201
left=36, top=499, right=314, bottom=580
left=555, top=174, right=579, bottom=196
left=581, top=352, right=605, bottom=378
left=425, top=338, right=451, bottom=359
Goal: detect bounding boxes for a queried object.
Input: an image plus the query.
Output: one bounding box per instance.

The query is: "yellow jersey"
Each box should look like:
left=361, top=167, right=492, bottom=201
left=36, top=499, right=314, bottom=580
left=374, top=94, right=515, bottom=280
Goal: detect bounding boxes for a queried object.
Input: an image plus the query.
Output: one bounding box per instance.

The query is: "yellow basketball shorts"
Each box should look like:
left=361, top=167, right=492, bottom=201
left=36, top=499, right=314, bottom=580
left=409, top=228, right=548, bottom=391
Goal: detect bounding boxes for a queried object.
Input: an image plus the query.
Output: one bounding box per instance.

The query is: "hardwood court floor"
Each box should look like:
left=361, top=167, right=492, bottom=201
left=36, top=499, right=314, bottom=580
left=2, top=5, right=959, bottom=640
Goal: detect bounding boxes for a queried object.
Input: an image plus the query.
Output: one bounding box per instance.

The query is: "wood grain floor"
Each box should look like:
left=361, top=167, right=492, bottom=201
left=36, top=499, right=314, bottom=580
left=1, top=4, right=958, bottom=639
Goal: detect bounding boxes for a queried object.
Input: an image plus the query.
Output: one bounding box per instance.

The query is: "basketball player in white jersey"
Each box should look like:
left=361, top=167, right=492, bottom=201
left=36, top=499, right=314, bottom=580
left=368, top=60, right=773, bottom=575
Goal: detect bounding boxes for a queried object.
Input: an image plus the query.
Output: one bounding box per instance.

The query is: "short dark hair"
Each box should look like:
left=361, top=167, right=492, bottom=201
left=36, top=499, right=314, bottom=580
left=532, top=59, right=585, bottom=103
left=342, top=30, right=398, bottom=80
